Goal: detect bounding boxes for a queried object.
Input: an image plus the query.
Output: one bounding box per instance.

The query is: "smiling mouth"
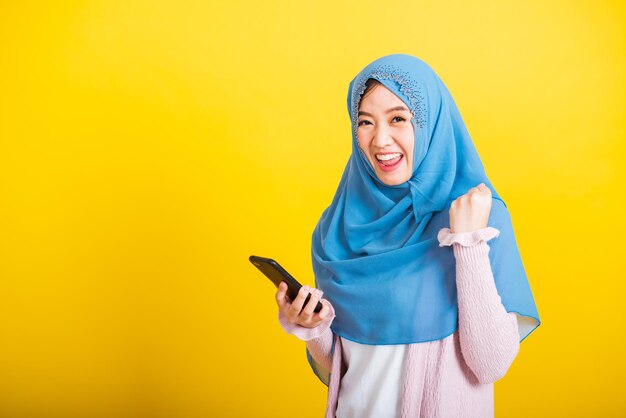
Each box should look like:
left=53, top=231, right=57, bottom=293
left=375, top=153, right=403, bottom=171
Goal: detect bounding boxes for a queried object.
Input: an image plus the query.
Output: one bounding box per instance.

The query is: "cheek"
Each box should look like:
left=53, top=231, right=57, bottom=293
left=401, top=133, right=415, bottom=159
left=356, top=134, right=370, bottom=152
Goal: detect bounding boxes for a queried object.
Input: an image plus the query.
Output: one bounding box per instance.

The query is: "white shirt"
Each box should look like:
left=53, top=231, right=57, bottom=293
left=335, top=337, right=407, bottom=418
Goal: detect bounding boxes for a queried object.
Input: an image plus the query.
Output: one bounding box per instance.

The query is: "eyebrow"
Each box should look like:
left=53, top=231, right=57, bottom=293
left=358, top=106, right=410, bottom=117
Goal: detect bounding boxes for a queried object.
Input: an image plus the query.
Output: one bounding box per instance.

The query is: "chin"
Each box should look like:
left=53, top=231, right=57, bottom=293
left=377, top=173, right=410, bottom=186
left=369, top=157, right=412, bottom=186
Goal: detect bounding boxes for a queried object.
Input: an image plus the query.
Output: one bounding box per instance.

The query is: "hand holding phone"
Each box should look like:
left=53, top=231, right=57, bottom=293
left=249, top=255, right=323, bottom=312
left=275, top=280, right=331, bottom=329
left=249, top=255, right=330, bottom=327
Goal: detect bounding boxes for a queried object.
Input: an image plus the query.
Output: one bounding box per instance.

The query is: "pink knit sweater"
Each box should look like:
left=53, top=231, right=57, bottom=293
left=279, top=226, right=521, bottom=417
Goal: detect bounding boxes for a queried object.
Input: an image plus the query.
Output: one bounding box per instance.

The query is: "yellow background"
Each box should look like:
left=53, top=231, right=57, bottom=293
left=1, top=1, right=624, bottom=417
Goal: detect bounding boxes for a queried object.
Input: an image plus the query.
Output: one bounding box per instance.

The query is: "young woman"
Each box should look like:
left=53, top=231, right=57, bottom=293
left=275, top=53, right=540, bottom=418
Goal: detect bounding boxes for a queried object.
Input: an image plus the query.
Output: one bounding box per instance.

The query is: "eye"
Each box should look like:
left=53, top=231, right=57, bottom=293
left=357, top=119, right=371, bottom=126
left=392, top=116, right=406, bottom=123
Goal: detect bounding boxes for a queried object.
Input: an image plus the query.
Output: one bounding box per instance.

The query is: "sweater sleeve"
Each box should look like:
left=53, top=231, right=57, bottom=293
left=277, top=302, right=336, bottom=371
left=438, top=226, right=521, bottom=384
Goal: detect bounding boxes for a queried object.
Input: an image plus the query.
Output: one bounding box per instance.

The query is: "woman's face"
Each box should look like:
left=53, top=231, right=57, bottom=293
left=357, top=84, right=415, bottom=186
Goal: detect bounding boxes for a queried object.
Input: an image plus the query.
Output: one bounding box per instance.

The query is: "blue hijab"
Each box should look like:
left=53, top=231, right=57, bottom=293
left=307, top=54, right=540, bottom=384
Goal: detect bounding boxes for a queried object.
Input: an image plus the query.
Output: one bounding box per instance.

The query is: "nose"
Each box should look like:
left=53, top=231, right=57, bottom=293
left=372, top=124, right=393, bottom=148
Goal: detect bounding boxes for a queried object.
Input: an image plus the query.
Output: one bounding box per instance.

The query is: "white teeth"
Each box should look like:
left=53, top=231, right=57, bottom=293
left=376, top=153, right=402, bottom=161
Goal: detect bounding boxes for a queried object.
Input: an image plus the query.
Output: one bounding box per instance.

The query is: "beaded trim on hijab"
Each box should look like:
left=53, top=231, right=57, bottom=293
left=350, top=63, right=427, bottom=138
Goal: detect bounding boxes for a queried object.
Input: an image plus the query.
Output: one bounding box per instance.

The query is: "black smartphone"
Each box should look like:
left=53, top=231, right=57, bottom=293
left=249, top=255, right=323, bottom=313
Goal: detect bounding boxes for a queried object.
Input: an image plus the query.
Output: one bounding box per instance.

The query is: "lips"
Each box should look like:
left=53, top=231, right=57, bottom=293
left=378, top=155, right=402, bottom=166
left=375, top=153, right=403, bottom=171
